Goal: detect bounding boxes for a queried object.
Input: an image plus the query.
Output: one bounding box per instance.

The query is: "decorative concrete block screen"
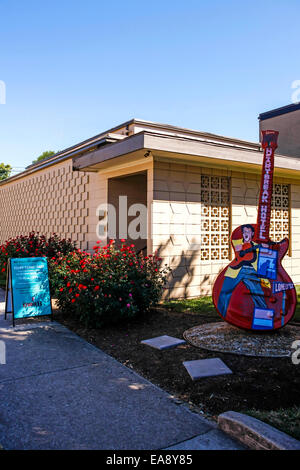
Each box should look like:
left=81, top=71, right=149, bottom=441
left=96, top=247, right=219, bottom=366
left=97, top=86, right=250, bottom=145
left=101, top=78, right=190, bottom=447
left=199, top=179, right=289, bottom=260
left=270, top=184, right=290, bottom=242
left=200, top=175, right=230, bottom=261
left=0, top=161, right=90, bottom=249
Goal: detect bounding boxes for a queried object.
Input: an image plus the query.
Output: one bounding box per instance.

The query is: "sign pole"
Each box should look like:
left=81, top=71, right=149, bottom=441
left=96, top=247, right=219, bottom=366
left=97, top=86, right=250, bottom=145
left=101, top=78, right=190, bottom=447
left=46, top=259, right=54, bottom=322
left=4, top=262, right=9, bottom=320
left=4, top=260, right=15, bottom=326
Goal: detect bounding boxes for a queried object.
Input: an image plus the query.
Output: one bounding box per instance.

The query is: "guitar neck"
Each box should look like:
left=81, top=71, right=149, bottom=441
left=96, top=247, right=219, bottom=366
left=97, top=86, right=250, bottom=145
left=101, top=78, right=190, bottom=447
left=254, top=130, right=279, bottom=244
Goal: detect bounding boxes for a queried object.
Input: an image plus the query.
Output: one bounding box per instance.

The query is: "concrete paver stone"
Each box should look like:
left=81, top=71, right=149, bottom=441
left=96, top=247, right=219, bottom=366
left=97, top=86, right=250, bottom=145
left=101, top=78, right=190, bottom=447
left=141, top=335, right=186, bottom=350
left=183, top=358, right=233, bottom=380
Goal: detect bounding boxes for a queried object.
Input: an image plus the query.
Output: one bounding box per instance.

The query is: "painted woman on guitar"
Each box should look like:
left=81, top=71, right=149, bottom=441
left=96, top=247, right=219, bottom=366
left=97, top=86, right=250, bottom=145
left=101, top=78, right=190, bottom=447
left=217, top=224, right=271, bottom=319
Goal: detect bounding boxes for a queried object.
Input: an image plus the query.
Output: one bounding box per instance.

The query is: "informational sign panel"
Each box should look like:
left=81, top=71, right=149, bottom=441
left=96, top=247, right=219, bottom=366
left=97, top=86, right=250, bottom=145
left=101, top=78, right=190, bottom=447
left=5, top=257, right=53, bottom=326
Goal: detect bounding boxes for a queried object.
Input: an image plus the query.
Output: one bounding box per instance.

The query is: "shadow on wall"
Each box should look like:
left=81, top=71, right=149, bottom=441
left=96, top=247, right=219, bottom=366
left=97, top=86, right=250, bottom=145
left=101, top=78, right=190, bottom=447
left=154, top=237, right=216, bottom=301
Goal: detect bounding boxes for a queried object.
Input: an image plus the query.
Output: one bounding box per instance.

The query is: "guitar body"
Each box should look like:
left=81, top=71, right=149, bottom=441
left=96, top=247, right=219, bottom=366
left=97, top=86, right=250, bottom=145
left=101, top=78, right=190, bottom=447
left=212, top=224, right=297, bottom=331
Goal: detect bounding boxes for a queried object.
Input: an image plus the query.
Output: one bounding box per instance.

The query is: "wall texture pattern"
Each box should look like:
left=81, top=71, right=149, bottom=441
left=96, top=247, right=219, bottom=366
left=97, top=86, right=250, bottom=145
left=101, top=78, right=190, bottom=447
left=0, top=160, right=90, bottom=249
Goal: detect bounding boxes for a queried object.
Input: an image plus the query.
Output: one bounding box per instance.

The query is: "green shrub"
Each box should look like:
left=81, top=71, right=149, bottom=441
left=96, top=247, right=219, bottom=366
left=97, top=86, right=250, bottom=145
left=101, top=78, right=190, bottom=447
left=49, top=240, right=170, bottom=327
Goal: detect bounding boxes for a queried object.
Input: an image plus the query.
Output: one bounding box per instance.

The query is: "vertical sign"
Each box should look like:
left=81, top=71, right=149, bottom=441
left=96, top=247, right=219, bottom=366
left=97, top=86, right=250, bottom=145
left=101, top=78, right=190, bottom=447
left=5, top=257, right=53, bottom=326
left=254, top=130, right=279, bottom=244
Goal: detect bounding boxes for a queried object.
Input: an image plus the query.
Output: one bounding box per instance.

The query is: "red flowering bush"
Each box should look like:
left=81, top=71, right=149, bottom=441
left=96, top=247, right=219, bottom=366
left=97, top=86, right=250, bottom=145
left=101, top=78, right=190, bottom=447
left=0, top=232, right=76, bottom=285
left=49, top=240, right=170, bottom=327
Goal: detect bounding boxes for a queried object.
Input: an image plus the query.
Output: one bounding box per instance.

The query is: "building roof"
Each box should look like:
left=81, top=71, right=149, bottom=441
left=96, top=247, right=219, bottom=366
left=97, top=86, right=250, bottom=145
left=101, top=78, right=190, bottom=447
left=26, top=117, right=260, bottom=171
left=1, top=118, right=300, bottom=186
left=0, top=119, right=261, bottom=185
left=259, top=102, right=300, bottom=121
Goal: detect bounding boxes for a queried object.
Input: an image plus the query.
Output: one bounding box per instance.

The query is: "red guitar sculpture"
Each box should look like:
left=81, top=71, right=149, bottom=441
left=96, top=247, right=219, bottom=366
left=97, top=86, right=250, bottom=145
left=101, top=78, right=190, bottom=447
left=212, top=130, right=297, bottom=330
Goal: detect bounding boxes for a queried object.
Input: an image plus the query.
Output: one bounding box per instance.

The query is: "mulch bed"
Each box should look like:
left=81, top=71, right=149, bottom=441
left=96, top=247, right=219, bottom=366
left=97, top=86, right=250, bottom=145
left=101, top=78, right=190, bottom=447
left=54, top=307, right=300, bottom=422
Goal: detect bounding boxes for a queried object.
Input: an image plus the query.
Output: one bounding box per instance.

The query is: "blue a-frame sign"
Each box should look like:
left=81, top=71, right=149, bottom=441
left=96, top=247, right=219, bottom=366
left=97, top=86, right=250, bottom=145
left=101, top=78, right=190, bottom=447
left=5, top=257, right=53, bottom=327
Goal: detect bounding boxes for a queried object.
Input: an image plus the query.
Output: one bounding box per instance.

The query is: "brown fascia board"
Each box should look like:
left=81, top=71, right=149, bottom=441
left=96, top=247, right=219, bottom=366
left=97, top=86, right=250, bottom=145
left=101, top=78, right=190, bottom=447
left=71, top=126, right=262, bottom=173
left=144, top=131, right=300, bottom=173
left=72, top=132, right=146, bottom=170
left=72, top=130, right=300, bottom=176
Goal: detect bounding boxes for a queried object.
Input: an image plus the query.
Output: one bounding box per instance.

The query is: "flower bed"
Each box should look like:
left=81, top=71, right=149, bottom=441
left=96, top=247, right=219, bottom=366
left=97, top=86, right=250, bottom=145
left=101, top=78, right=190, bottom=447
left=49, top=240, right=170, bottom=327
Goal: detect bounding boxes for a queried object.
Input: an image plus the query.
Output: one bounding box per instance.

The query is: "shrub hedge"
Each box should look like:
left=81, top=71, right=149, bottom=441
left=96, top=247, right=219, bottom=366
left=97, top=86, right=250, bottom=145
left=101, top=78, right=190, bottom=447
left=49, top=240, right=169, bottom=327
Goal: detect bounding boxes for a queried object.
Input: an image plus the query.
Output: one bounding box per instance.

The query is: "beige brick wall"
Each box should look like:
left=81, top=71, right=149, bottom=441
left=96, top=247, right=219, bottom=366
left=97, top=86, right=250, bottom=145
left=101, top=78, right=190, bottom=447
left=152, top=161, right=231, bottom=298
left=0, top=159, right=90, bottom=250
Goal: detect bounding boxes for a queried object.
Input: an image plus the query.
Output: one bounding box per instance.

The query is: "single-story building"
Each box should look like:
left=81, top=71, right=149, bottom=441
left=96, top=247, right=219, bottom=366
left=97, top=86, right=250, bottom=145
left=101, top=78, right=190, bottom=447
left=1, top=103, right=300, bottom=298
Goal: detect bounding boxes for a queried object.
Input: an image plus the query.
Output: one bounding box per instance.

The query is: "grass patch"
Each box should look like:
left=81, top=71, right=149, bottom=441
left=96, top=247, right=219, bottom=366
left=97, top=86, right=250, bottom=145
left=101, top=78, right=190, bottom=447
left=163, top=295, right=218, bottom=317
left=294, top=285, right=300, bottom=322
left=164, top=287, right=300, bottom=323
left=245, top=406, right=300, bottom=441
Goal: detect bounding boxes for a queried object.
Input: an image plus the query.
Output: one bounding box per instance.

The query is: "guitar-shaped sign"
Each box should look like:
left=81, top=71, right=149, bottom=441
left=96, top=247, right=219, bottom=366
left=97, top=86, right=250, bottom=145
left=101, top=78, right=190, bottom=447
left=212, top=130, right=297, bottom=330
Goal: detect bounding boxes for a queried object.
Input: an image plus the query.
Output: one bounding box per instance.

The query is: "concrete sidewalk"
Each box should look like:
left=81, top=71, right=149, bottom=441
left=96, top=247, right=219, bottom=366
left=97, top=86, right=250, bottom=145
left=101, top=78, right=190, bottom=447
left=0, top=289, right=244, bottom=450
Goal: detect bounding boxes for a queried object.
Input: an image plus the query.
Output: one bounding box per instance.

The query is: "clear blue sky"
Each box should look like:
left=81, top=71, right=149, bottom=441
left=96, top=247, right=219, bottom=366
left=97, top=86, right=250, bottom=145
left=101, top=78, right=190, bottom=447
left=1, top=0, right=300, bottom=170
